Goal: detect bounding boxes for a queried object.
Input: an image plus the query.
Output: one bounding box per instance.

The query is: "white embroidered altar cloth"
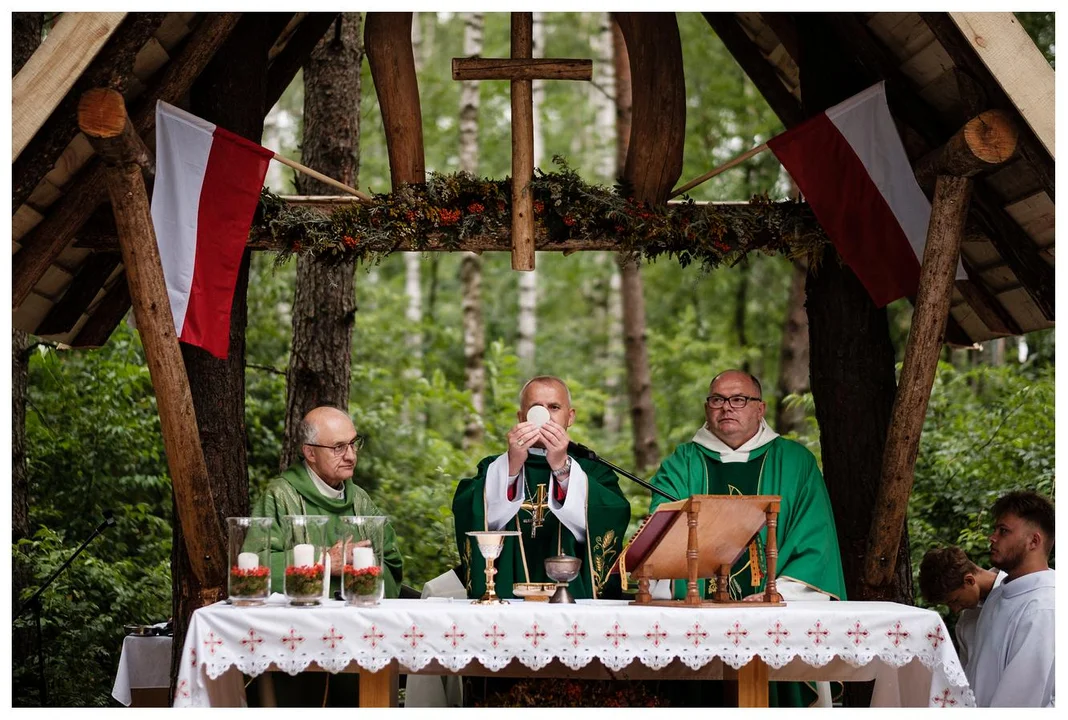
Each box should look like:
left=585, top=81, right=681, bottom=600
left=174, top=595, right=972, bottom=707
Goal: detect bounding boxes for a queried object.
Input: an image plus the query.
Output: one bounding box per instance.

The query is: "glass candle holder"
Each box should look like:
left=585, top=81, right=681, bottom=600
left=227, top=517, right=272, bottom=606
left=341, top=516, right=386, bottom=606
left=282, top=515, right=329, bottom=606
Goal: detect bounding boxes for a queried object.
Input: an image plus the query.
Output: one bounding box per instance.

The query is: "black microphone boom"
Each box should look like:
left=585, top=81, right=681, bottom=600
left=567, top=442, right=678, bottom=502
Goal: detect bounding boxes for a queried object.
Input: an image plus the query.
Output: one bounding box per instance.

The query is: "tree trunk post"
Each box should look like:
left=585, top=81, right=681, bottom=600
left=864, top=111, right=1019, bottom=591
left=77, top=88, right=226, bottom=591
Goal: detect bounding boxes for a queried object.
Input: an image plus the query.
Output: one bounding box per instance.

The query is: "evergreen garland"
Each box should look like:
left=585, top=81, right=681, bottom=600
left=256, top=156, right=829, bottom=270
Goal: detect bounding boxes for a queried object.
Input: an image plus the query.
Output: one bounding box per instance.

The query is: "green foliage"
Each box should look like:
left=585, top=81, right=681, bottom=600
left=909, top=361, right=1056, bottom=580
left=17, top=326, right=173, bottom=706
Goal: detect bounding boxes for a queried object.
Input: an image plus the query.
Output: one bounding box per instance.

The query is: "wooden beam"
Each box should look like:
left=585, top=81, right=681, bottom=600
left=364, top=12, right=425, bottom=189
left=966, top=183, right=1055, bottom=321
left=615, top=12, right=686, bottom=204
left=955, top=277, right=1021, bottom=336
left=759, top=12, right=799, bottom=64
left=12, top=12, right=127, bottom=160
left=509, top=12, right=536, bottom=271
left=912, top=109, right=1018, bottom=189
left=921, top=12, right=1054, bottom=201
left=12, top=13, right=243, bottom=311
left=948, top=13, right=1054, bottom=157
left=12, top=12, right=166, bottom=210
left=70, top=275, right=131, bottom=348
left=77, top=88, right=154, bottom=172
left=79, top=88, right=225, bottom=589
left=702, top=13, right=805, bottom=129
left=34, top=252, right=121, bottom=336
left=866, top=174, right=973, bottom=590
left=265, top=12, right=339, bottom=108
left=451, top=58, right=593, bottom=81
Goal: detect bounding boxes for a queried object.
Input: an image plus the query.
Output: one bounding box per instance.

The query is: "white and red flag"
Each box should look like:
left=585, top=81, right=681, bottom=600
left=150, top=100, right=273, bottom=359
left=767, top=82, right=966, bottom=307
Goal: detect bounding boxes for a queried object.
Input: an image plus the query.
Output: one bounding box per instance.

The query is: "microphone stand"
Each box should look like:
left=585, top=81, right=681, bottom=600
left=568, top=443, right=678, bottom=502
left=16, top=510, right=116, bottom=706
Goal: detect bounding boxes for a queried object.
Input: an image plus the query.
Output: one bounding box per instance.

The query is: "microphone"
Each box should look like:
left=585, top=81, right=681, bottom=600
left=103, top=509, right=116, bottom=528
left=567, top=442, right=678, bottom=502
left=566, top=441, right=597, bottom=460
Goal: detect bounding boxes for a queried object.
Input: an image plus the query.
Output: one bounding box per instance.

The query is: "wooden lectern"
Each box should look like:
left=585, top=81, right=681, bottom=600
left=619, top=495, right=784, bottom=607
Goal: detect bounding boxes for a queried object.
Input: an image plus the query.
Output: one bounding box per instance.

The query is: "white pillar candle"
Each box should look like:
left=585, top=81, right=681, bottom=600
left=237, top=552, right=259, bottom=570
left=293, top=543, right=315, bottom=567
left=350, top=547, right=376, bottom=569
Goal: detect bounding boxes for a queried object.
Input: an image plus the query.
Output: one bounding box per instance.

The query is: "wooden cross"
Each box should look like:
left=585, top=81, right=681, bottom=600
left=452, top=12, right=593, bottom=271
left=520, top=482, right=549, bottom=538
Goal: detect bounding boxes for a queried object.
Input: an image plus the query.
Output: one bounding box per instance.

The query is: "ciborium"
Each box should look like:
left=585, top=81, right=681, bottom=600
left=545, top=555, right=582, bottom=604
left=467, top=530, right=520, bottom=604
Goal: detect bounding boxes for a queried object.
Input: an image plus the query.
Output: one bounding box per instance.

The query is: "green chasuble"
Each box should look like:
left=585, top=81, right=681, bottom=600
left=453, top=453, right=631, bottom=599
left=250, top=463, right=404, bottom=597
left=649, top=436, right=846, bottom=708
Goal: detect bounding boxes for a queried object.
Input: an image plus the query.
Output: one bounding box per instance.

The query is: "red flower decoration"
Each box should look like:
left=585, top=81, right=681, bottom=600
left=533, top=200, right=545, bottom=214
left=439, top=208, right=462, bottom=225
left=343, top=235, right=358, bottom=249
left=467, top=202, right=485, bottom=214
left=563, top=215, right=576, bottom=227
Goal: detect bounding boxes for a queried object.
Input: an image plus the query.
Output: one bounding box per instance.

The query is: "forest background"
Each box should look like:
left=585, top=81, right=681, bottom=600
left=11, top=11, right=1056, bottom=706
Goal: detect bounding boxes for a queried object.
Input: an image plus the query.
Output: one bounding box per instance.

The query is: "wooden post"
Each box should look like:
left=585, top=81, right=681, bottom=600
left=451, top=12, right=593, bottom=271
left=864, top=111, right=1019, bottom=590
left=77, top=88, right=226, bottom=589
left=358, top=661, right=399, bottom=707
left=365, top=13, right=425, bottom=189
left=764, top=503, right=781, bottom=603
left=685, top=500, right=700, bottom=604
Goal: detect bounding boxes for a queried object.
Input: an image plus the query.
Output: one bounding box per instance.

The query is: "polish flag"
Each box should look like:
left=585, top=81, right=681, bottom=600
left=767, top=82, right=966, bottom=307
left=150, top=100, right=273, bottom=359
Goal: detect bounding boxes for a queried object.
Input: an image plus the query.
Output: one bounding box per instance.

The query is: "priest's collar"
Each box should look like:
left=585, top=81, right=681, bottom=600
left=527, top=447, right=547, bottom=456
left=692, top=418, right=780, bottom=463
left=303, top=462, right=345, bottom=500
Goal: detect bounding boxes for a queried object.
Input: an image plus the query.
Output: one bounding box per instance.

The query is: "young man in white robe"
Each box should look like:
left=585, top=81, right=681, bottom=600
left=965, top=490, right=1055, bottom=707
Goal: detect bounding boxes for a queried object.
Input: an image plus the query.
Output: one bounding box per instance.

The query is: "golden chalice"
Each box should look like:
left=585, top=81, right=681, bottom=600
left=466, top=530, right=520, bottom=604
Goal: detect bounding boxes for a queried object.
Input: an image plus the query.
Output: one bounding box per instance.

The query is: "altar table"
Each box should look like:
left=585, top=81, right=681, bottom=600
left=173, top=595, right=973, bottom=707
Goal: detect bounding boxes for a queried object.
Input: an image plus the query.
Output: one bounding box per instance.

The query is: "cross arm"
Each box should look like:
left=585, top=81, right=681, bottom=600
left=452, top=58, right=593, bottom=81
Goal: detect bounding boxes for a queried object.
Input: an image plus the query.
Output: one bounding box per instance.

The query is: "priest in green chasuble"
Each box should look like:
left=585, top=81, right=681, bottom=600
left=453, top=376, right=630, bottom=600
left=649, top=370, right=846, bottom=707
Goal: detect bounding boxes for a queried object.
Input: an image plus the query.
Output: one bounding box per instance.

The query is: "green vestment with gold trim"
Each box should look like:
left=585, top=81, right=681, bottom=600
left=453, top=453, right=630, bottom=599
left=649, top=436, right=846, bottom=707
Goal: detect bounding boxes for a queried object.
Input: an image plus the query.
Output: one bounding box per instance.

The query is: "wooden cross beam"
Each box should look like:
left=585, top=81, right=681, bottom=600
left=452, top=12, right=592, bottom=271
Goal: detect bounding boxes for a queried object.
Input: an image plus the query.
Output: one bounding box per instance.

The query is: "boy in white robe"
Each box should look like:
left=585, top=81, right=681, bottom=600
left=965, top=491, right=1055, bottom=707
left=918, top=546, right=1006, bottom=668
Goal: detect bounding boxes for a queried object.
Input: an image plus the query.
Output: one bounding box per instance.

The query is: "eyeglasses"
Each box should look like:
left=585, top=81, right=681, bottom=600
left=304, top=435, right=365, bottom=456
left=706, top=395, right=762, bottom=409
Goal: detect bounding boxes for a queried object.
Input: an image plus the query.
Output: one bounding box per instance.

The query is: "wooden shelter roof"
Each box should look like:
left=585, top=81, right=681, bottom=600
left=10, top=11, right=1055, bottom=348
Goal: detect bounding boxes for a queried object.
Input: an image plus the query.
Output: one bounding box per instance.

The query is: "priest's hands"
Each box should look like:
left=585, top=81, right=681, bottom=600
left=507, top=421, right=542, bottom=474
left=540, top=420, right=570, bottom=472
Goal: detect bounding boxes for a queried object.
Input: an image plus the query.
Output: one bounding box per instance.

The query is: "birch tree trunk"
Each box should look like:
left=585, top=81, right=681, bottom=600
left=460, top=12, right=486, bottom=447
left=281, top=14, right=363, bottom=469
left=516, top=12, right=545, bottom=374
left=612, top=15, right=659, bottom=470
left=402, top=13, right=428, bottom=393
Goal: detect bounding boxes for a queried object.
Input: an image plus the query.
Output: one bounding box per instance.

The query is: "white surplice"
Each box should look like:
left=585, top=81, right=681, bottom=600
left=966, top=568, right=1055, bottom=707
left=483, top=449, right=589, bottom=541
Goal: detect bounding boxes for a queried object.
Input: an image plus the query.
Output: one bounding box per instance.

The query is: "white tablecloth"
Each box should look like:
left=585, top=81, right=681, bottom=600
left=111, top=635, right=173, bottom=706
left=174, top=594, right=972, bottom=707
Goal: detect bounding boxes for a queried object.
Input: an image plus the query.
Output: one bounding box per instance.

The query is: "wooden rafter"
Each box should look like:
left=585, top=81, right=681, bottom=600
left=702, top=13, right=805, bottom=129
left=11, top=13, right=243, bottom=310
left=12, top=12, right=127, bottom=161
left=12, top=13, right=166, bottom=211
